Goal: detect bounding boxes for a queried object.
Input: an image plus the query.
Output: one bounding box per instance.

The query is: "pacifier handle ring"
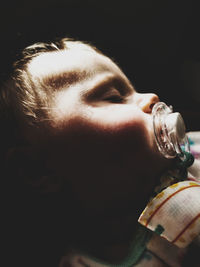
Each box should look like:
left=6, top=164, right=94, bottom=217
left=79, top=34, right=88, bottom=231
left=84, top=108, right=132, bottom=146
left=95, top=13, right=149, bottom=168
left=177, top=151, right=194, bottom=168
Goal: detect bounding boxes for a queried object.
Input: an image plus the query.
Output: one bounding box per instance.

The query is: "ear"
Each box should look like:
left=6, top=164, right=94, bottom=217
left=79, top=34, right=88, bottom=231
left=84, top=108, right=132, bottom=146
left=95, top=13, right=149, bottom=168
left=6, top=146, right=63, bottom=193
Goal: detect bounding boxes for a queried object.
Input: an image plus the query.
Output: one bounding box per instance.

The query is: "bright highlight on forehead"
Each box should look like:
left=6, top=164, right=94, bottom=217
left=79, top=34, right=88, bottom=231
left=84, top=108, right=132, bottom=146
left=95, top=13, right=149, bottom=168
left=28, top=47, right=95, bottom=78
left=27, top=45, right=121, bottom=84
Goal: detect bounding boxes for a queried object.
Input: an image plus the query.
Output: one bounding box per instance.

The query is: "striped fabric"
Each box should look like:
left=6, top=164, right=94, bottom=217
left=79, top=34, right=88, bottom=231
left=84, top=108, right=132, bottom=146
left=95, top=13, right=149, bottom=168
left=139, top=131, right=200, bottom=249
left=138, top=181, right=200, bottom=248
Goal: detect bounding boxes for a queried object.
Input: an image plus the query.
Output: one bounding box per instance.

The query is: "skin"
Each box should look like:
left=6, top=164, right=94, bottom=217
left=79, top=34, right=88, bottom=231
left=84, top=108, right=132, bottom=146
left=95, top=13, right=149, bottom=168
left=25, top=46, right=172, bottom=260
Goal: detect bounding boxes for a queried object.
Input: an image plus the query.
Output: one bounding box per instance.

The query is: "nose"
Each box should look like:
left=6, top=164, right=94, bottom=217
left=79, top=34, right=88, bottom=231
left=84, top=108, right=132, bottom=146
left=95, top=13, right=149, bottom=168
left=137, top=93, right=160, bottom=113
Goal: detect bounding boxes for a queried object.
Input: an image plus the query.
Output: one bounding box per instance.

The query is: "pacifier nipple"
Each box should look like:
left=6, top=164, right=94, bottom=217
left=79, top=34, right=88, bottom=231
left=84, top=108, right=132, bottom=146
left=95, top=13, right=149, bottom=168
left=152, top=102, right=190, bottom=160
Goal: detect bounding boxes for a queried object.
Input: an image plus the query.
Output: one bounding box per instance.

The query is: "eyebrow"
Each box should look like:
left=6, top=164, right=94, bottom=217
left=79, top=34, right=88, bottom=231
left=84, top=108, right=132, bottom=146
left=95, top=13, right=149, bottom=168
left=42, top=70, right=89, bottom=90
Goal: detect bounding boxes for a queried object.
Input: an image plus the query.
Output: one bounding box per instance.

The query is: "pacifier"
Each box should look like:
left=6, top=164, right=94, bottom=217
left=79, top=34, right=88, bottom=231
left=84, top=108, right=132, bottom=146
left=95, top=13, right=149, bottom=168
left=152, top=102, right=191, bottom=161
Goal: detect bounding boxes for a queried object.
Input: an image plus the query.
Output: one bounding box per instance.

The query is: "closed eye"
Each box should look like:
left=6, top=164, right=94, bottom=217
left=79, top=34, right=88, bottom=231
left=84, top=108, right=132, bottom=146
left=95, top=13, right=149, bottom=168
left=103, top=89, right=124, bottom=103
left=81, top=74, right=134, bottom=103
left=104, top=95, right=124, bottom=103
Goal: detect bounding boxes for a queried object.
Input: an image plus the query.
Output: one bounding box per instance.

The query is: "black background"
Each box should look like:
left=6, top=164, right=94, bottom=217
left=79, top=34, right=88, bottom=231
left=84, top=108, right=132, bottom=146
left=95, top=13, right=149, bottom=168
left=1, top=1, right=200, bottom=266
left=1, top=0, right=200, bottom=124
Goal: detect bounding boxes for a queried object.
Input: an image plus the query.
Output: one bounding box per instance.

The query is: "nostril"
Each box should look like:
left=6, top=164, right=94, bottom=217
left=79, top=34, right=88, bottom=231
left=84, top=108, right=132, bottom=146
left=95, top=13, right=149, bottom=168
left=149, top=95, right=160, bottom=110
left=149, top=102, right=156, bottom=110
left=137, top=93, right=160, bottom=113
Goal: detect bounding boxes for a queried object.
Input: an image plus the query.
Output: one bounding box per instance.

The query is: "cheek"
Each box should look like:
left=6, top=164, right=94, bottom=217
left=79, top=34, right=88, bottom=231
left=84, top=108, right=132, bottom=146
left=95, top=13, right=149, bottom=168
left=78, top=108, right=158, bottom=180
left=47, top=113, right=159, bottom=214
left=52, top=102, right=152, bottom=153
left=51, top=105, right=154, bottom=176
left=81, top=106, right=152, bottom=152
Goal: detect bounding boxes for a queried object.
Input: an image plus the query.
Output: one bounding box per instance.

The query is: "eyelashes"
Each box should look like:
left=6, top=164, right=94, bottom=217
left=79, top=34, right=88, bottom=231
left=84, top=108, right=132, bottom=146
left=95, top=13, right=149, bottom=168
left=102, top=89, right=125, bottom=103
left=81, top=75, right=134, bottom=104
left=104, top=95, right=124, bottom=103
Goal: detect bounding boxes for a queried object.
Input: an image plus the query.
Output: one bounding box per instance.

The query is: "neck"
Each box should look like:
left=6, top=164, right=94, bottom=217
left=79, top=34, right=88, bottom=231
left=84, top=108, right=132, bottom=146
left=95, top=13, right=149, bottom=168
left=73, top=212, right=140, bottom=264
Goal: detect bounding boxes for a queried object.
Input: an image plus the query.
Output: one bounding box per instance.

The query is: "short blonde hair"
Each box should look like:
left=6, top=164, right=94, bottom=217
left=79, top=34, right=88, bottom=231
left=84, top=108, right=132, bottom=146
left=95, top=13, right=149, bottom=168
left=7, top=38, right=99, bottom=127
left=0, top=38, right=101, bottom=161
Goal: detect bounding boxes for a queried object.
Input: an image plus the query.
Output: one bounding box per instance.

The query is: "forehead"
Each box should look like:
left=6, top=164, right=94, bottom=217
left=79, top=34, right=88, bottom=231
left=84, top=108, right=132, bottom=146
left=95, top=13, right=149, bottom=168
left=27, top=46, right=122, bottom=83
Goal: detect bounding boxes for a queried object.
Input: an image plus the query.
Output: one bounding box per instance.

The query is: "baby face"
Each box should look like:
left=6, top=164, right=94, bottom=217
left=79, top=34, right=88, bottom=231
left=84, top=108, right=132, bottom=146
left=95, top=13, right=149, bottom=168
left=28, top=46, right=170, bottom=218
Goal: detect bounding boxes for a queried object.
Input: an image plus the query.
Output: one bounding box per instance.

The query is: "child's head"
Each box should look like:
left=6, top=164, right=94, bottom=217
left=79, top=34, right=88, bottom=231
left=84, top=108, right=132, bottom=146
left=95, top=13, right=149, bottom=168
left=1, top=37, right=171, bottom=244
